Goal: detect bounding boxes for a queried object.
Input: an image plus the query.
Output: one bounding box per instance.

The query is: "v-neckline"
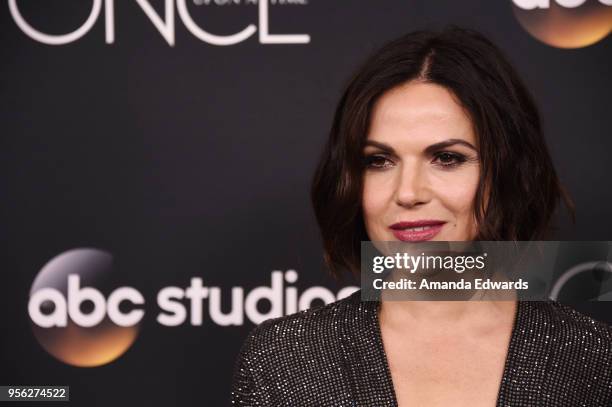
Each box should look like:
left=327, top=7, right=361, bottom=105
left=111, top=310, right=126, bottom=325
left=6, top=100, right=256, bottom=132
left=367, top=299, right=524, bottom=407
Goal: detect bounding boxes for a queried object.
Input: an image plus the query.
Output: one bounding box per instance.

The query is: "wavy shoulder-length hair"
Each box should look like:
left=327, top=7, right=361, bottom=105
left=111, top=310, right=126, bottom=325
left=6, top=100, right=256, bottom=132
left=311, top=27, right=574, bottom=278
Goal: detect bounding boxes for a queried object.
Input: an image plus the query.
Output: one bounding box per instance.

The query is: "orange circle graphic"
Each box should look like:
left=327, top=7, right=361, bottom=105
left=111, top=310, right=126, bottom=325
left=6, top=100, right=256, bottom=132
left=513, top=1, right=612, bottom=48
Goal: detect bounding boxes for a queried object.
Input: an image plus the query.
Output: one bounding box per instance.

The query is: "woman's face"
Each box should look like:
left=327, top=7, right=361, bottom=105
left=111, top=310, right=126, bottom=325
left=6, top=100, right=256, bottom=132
left=362, top=81, right=481, bottom=242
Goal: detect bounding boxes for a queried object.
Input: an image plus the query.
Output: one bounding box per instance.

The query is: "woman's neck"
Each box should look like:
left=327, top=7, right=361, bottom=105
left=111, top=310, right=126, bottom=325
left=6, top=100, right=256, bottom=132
left=378, top=299, right=517, bottom=334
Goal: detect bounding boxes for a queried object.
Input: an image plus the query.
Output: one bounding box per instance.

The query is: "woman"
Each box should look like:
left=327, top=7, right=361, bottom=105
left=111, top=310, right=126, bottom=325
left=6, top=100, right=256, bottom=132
left=231, top=27, right=612, bottom=406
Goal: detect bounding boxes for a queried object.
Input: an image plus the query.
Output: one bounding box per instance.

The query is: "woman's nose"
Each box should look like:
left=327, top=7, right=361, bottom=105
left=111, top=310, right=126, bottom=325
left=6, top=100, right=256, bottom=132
left=394, top=162, right=431, bottom=208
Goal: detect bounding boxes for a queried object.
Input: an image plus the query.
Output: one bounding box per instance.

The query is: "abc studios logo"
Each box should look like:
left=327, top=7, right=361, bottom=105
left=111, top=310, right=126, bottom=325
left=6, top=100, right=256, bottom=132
left=28, top=248, right=357, bottom=367
left=28, top=249, right=142, bottom=367
left=512, top=0, right=612, bottom=48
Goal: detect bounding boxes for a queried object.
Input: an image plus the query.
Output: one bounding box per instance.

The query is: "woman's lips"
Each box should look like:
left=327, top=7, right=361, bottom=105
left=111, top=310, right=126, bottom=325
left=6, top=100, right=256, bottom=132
left=389, top=220, right=446, bottom=242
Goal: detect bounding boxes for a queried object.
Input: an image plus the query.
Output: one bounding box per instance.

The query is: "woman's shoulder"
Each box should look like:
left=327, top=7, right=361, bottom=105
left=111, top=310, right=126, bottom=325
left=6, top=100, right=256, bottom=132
left=231, top=290, right=371, bottom=404
left=519, top=300, right=612, bottom=357
left=239, top=289, right=365, bottom=355
left=508, top=301, right=612, bottom=403
left=524, top=300, right=612, bottom=340
left=517, top=300, right=612, bottom=381
left=231, top=290, right=385, bottom=405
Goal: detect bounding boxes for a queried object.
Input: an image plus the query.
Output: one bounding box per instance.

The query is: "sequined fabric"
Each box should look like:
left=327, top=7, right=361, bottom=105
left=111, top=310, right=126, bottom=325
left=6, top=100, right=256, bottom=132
left=231, top=291, right=612, bottom=406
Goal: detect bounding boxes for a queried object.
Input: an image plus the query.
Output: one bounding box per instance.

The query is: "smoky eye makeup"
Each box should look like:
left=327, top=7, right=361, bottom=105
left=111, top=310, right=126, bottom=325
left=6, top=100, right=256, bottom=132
left=361, top=137, right=479, bottom=171
left=362, top=152, right=394, bottom=169
left=430, top=150, right=479, bottom=169
left=362, top=149, right=478, bottom=171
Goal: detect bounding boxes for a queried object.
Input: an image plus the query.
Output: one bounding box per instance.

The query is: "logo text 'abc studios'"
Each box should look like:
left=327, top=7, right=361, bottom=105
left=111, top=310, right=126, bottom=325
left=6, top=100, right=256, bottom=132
left=8, top=0, right=309, bottom=46
left=512, top=0, right=612, bottom=48
left=28, top=248, right=356, bottom=367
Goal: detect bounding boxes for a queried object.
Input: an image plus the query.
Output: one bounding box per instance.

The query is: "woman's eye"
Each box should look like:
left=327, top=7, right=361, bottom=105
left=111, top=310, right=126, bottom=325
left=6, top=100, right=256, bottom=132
left=364, top=155, right=393, bottom=169
left=432, top=151, right=467, bottom=168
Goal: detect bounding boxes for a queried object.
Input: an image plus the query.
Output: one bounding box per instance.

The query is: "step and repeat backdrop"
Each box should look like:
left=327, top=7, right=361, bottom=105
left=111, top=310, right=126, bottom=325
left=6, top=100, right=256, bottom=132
left=1, top=1, right=611, bottom=405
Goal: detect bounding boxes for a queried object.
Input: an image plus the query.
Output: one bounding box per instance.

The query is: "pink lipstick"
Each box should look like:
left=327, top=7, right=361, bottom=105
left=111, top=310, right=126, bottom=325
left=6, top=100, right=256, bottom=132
left=389, top=220, right=446, bottom=242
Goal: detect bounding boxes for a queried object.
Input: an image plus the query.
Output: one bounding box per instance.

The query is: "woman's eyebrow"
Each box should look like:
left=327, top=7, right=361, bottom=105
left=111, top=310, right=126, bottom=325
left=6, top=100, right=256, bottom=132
left=363, top=140, right=394, bottom=152
left=424, top=139, right=477, bottom=154
left=363, top=138, right=477, bottom=153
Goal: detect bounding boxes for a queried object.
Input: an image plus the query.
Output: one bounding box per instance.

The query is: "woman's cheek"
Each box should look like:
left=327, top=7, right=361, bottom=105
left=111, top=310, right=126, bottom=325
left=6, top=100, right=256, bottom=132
left=362, top=172, right=394, bottom=239
left=434, top=170, right=479, bottom=238
left=435, top=168, right=478, bottom=209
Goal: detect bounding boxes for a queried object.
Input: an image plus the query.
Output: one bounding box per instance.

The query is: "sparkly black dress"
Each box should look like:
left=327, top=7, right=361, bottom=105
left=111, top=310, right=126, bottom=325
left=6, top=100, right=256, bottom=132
left=231, top=291, right=612, bottom=406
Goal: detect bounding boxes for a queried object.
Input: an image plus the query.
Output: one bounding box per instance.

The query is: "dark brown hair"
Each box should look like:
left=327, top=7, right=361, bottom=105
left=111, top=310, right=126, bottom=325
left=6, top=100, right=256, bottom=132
left=311, top=27, right=574, bottom=278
